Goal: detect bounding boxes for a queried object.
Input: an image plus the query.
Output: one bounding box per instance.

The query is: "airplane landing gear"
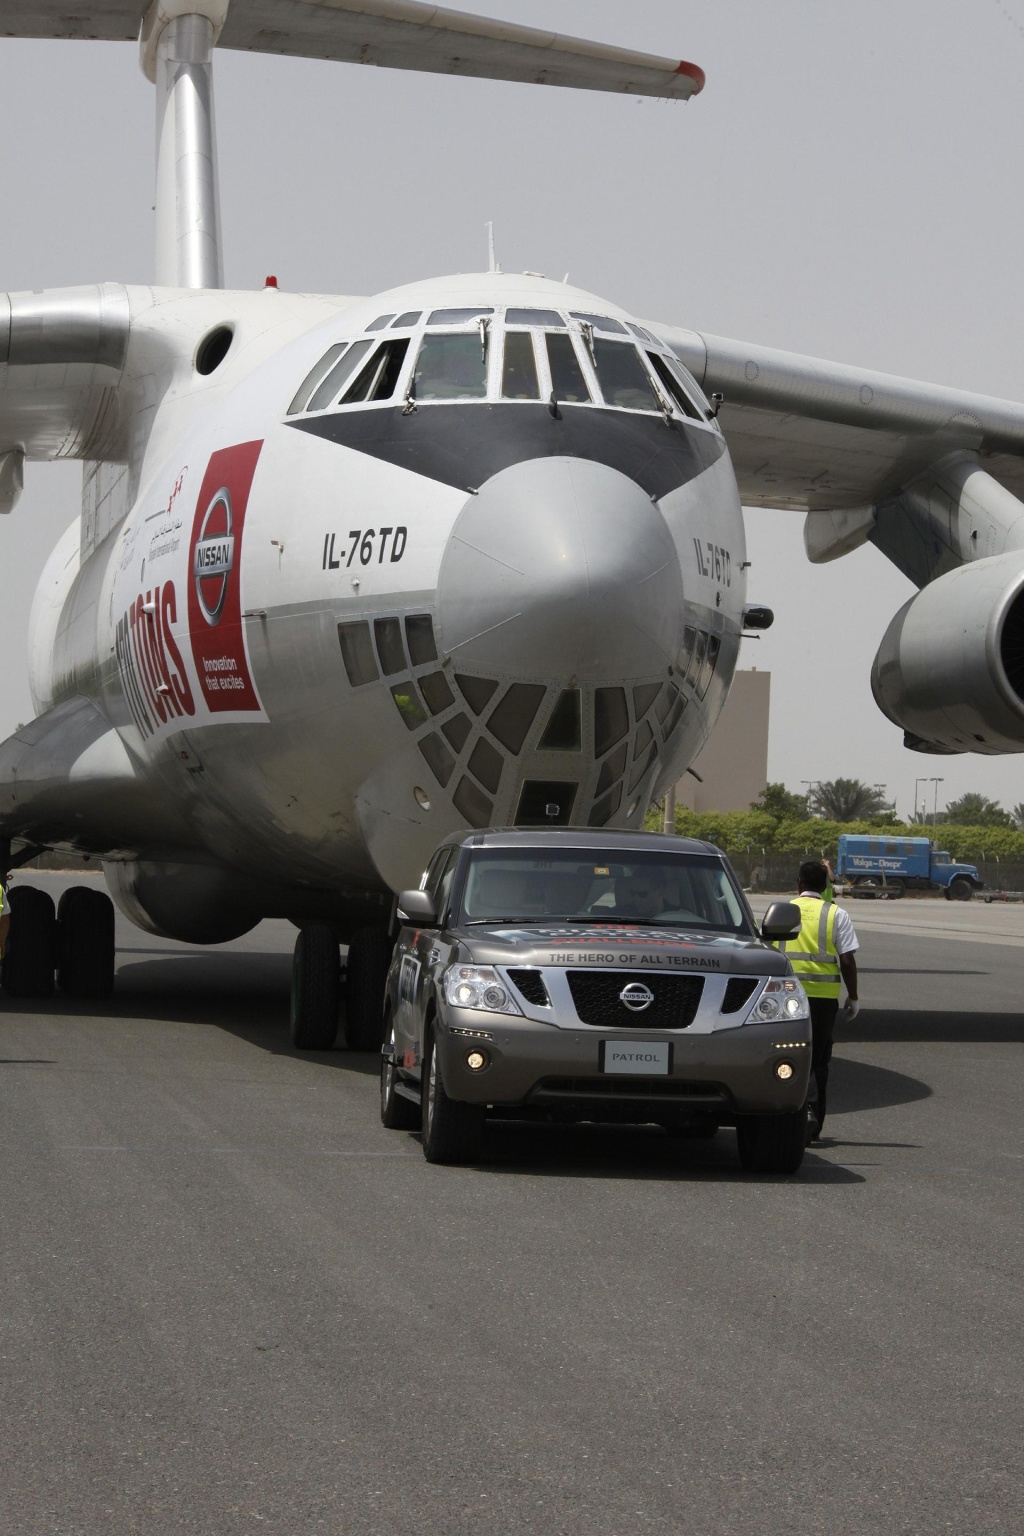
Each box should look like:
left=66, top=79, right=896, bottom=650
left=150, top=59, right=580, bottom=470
left=290, top=922, right=341, bottom=1050
left=57, top=886, right=116, bottom=998
left=344, top=927, right=392, bottom=1051
left=1, top=886, right=57, bottom=997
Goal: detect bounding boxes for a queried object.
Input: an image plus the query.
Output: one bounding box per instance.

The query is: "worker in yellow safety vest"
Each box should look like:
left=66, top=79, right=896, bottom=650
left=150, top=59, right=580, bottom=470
left=773, top=859, right=860, bottom=1141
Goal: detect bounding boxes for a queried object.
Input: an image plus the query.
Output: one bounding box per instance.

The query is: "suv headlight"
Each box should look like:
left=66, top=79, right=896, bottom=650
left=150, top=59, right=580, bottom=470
left=443, top=965, right=523, bottom=1016
left=750, top=977, right=809, bottom=1023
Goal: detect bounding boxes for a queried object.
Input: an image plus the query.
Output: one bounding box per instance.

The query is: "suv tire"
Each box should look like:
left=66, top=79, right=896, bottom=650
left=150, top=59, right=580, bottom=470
left=421, top=1029, right=485, bottom=1164
left=381, top=1019, right=421, bottom=1130
left=736, top=1110, right=806, bottom=1175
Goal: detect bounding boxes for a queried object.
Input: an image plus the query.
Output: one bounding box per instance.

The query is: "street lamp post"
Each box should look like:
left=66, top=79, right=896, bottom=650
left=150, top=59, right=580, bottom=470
left=929, top=777, right=944, bottom=825
left=914, top=776, right=927, bottom=822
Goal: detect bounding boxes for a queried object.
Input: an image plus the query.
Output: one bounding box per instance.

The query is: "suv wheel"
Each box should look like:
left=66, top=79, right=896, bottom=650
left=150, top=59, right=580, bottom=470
left=735, top=1110, right=806, bottom=1175
left=421, top=1030, right=485, bottom=1165
left=380, top=1020, right=421, bottom=1130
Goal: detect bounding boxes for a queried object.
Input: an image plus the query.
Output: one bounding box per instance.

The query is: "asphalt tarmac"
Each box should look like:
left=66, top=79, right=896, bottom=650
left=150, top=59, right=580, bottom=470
left=1, top=875, right=1021, bottom=1535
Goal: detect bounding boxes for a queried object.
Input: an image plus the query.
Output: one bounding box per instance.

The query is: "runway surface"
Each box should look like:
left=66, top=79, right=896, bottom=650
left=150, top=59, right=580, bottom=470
left=1, top=875, right=1021, bottom=1535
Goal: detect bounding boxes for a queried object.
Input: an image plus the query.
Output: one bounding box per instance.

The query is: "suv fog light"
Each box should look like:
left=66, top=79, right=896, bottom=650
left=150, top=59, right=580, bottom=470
left=466, top=1050, right=488, bottom=1071
left=775, top=1060, right=795, bottom=1081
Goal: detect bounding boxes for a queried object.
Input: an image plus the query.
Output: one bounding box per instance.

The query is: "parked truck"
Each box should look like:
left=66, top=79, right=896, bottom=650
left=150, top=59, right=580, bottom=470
left=835, top=835, right=983, bottom=900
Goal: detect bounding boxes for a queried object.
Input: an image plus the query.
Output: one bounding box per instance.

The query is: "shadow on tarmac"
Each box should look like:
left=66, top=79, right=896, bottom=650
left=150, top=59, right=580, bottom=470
left=828, top=1055, right=931, bottom=1112
left=434, top=1121, right=868, bottom=1183
left=844, top=1009, right=1024, bottom=1044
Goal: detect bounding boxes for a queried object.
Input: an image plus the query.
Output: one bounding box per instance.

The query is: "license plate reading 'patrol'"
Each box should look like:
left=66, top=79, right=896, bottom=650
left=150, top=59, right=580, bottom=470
left=600, top=1041, right=672, bottom=1075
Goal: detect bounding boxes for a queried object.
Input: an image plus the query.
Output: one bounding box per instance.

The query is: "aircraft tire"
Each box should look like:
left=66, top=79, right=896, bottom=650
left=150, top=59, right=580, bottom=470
left=421, top=1029, right=484, bottom=1165
left=735, top=1110, right=805, bottom=1176
left=2, top=886, right=57, bottom=998
left=289, top=923, right=340, bottom=1050
left=56, top=887, right=116, bottom=999
left=344, top=927, right=392, bottom=1051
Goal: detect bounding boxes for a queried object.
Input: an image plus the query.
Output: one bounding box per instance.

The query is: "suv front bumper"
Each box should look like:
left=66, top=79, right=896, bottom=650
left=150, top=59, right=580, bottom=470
left=435, top=1008, right=811, bottom=1119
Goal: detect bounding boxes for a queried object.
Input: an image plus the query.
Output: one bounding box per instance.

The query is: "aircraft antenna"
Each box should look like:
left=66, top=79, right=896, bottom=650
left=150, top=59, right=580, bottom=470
left=486, top=222, right=502, bottom=275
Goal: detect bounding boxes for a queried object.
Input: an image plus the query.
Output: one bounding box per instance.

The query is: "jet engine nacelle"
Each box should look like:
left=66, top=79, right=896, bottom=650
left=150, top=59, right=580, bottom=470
left=871, top=551, right=1024, bottom=753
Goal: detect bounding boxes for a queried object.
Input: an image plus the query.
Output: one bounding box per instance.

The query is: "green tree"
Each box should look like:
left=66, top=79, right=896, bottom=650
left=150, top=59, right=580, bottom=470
left=1010, top=802, right=1024, bottom=831
left=750, top=782, right=809, bottom=820
left=810, top=778, right=889, bottom=821
left=943, top=792, right=1011, bottom=827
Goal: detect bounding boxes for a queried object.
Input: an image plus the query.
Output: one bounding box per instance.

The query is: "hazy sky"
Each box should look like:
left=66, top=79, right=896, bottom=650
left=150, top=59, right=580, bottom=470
left=3, top=0, right=1024, bottom=819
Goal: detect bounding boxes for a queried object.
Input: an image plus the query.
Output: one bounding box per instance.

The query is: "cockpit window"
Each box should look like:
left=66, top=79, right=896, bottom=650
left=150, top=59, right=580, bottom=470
left=591, top=339, right=659, bottom=412
left=501, top=332, right=540, bottom=400
left=570, top=312, right=628, bottom=335
left=305, top=339, right=374, bottom=411
left=340, top=338, right=411, bottom=404
left=427, top=307, right=494, bottom=326
left=506, top=308, right=565, bottom=327
left=391, top=311, right=422, bottom=327
left=628, top=323, right=659, bottom=344
left=545, top=332, right=591, bottom=404
left=366, top=314, right=396, bottom=330
left=287, top=342, right=348, bottom=415
left=414, top=333, right=487, bottom=400
left=646, top=351, right=704, bottom=420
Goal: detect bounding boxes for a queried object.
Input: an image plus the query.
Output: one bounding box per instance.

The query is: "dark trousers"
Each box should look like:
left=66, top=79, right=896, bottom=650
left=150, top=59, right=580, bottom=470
left=808, top=996, right=839, bottom=1131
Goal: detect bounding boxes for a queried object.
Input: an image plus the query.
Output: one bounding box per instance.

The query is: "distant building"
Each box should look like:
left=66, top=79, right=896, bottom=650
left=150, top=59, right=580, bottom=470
left=676, top=669, right=770, bottom=813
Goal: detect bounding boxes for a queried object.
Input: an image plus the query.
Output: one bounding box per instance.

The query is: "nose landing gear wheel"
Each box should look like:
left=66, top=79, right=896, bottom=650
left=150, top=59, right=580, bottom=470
left=1, top=886, right=57, bottom=998
left=290, top=922, right=340, bottom=1050
left=57, top=886, right=115, bottom=998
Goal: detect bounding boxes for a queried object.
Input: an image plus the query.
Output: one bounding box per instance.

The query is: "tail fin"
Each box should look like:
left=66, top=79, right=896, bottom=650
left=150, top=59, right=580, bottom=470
left=5, top=1, right=703, bottom=288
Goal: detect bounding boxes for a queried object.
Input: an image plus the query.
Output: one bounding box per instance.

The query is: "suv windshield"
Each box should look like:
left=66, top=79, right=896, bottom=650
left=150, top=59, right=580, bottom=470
left=457, top=849, right=751, bottom=933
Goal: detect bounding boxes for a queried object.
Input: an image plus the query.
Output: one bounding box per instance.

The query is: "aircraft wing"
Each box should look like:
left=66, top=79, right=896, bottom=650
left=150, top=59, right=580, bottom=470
left=0, top=696, right=190, bottom=853
left=2, top=0, right=704, bottom=98
left=656, top=322, right=1024, bottom=517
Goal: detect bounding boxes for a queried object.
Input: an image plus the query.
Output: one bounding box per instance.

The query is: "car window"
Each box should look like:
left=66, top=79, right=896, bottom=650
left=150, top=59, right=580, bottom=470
left=457, top=849, right=751, bottom=933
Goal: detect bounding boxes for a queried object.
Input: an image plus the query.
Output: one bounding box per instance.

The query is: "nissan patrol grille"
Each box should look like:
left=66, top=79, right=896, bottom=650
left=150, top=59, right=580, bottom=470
left=566, top=970, right=704, bottom=1029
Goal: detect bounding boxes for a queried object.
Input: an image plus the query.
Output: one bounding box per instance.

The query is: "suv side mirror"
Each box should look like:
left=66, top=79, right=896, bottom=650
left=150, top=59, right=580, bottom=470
left=760, top=901, right=801, bottom=941
left=396, top=889, right=439, bottom=927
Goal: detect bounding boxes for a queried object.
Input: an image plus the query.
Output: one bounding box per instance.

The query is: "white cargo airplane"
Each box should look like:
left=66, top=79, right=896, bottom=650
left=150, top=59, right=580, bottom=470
left=4, top=1, right=1024, bottom=1049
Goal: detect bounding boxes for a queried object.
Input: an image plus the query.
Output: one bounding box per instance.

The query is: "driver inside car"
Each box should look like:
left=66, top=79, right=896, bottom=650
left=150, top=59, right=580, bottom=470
left=613, top=868, right=673, bottom=919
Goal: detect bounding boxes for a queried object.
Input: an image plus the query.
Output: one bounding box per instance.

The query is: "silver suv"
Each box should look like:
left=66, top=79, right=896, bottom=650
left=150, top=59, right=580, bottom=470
left=381, top=829, right=810, bottom=1173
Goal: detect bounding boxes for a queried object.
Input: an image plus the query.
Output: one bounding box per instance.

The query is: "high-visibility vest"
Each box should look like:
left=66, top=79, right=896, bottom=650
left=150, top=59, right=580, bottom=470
left=774, top=895, right=842, bottom=998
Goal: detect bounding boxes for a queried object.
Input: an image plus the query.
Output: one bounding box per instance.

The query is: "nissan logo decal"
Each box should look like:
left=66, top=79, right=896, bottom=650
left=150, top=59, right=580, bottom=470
left=619, top=981, right=654, bottom=1012
left=193, top=486, right=235, bottom=625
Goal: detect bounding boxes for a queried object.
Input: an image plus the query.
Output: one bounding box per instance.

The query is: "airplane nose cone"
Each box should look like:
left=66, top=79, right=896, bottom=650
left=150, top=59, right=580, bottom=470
left=436, top=457, right=683, bottom=678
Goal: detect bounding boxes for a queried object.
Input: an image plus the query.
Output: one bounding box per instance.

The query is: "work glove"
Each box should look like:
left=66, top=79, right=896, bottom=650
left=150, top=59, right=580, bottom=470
left=841, top=999, right=860, bottom=1023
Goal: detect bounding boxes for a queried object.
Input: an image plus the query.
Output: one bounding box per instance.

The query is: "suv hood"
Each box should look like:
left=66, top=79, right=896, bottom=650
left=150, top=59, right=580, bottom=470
left=454, top=923, right=791, bottom=976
